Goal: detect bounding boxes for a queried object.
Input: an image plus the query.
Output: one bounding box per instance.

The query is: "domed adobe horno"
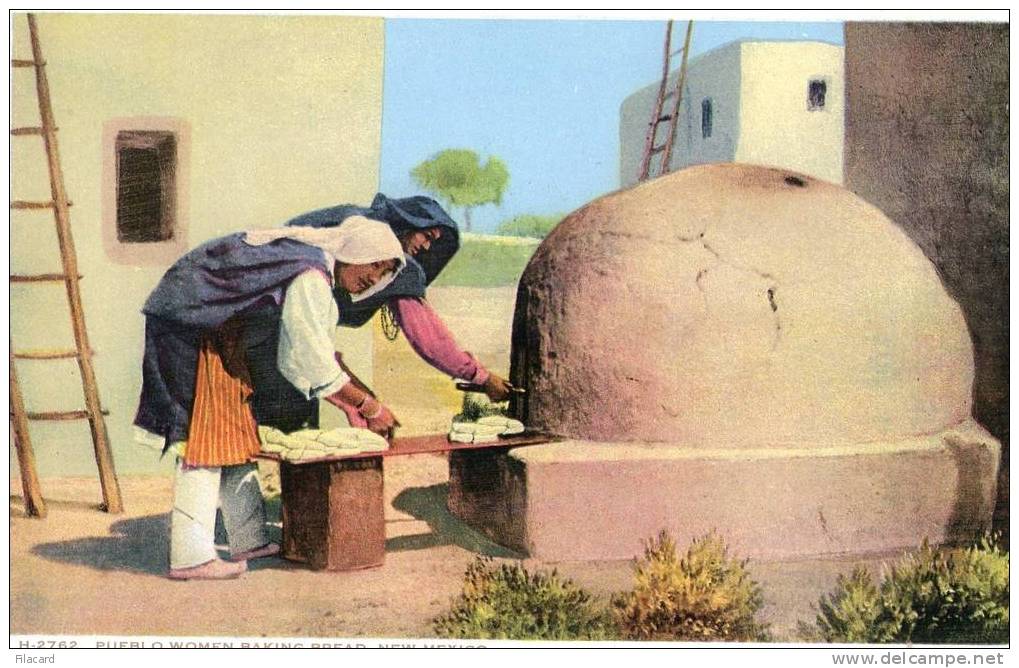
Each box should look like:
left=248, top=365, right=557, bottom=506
left=510, top=163, right=974, bottom=447
left=452, top=163, right=998, bottom=562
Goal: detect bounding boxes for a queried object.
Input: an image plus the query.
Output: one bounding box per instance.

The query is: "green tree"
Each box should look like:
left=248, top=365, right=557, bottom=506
left=496, top=213, right=564, bottom=239
left=410, top=149, right=509, bottom=231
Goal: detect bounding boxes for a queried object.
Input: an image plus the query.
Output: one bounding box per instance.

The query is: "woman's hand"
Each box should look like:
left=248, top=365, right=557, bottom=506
left=325, top=381, right=398, bottom=437
left=482, top=373, right=513, bottom=403
left=359, top=396, right=398, bottom=438
left=367, top=405, right=398, bottom=438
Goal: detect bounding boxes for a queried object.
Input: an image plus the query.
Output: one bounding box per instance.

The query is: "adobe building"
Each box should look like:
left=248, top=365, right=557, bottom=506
left=10, top=13, right=385, bottom=477
left=842, top=23, right=1009, bottom=535
left=619, top=40, right=845, bottom=188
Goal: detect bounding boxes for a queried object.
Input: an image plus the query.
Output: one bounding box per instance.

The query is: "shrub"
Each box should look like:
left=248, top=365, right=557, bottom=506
left=808, top=567, right=889, bottom=642
left=496, top=213, right=564, bottom=238
left=813, top=536, right=1009, bottom=644
left=433, top=557, right=613, bottom=640
left=612, top=531, right=769, bottom=641
left=455, top=393, right=506, bottom=422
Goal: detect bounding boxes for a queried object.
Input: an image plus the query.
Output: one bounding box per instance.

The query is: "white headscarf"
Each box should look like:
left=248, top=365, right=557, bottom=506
left=243, top=215, right=406, bottom=302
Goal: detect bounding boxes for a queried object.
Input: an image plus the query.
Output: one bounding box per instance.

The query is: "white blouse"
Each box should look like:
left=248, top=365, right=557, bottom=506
left=277, top=268, right=350, bottom=400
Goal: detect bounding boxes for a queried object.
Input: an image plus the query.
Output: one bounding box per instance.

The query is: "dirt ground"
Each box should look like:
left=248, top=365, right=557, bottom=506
left=9, top=285, right=908, bottom=642
left=10, top=461, right=902, bottom=642
left=10, top=458, right=503, bottom=640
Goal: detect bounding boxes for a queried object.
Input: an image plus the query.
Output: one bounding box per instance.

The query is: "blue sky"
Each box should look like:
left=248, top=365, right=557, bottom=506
left=380, top=19, right=844, bottom=233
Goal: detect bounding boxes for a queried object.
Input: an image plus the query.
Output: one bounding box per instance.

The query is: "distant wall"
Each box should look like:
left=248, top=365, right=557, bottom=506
left=671, top=42, right=743, bottom=176
left=739, top=41, right=844, bottom=184
left=620, top=40, right=843, bottom=188
left=843, top=22, right=1009, bottom=529
left=619, top=70, right=664, bottom=187
left=619, top=41, right=741, bottom=188
left=11, top=13, right=385, bottom=476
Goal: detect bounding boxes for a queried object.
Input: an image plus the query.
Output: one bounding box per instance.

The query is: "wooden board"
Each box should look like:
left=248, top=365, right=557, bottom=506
left=257, top=431, right=558, bottom=466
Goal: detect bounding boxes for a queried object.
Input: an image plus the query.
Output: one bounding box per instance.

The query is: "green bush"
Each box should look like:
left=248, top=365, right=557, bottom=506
left=612, top=531, right=769, bottom=641
left=813, top=536, right=1009, bottom=644
left=496, top=213, right=564, bottom=239
left=804, top=567, right=887, bottom=643
left=455, top=393, right=506, bottom=422
left=433, top=557, right=613, bottom=640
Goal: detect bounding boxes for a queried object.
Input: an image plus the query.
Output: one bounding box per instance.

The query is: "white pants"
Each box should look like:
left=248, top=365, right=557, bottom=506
left=170, top=460, right=269, bottom=569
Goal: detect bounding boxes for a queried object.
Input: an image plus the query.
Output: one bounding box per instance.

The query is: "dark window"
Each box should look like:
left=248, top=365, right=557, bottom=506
left=808, top=79, right=827, bottom=111
left=115, top=130, right=177, bottom=242
left=701, top=98, right=713, bottom=139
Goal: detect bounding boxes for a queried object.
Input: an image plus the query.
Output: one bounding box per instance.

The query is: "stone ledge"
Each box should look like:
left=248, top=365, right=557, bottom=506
left=448, top=418, right=999, bottom=561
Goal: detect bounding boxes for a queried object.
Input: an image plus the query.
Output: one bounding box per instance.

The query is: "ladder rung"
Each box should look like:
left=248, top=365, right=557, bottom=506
left=657, top=115, right=673, bottom=123
left=22, top=408, right=110, bottom=420
left=13, top=350, right=81, bottom=360
left=12, top=350, right=91, bottom=360
left=649, top=146, right=666, bottom=155
left=11, top=126, right=49, bottom=136
left=671, top=47, right=686, bottom=57
left=11, top=273, right=82, bottom=282
left=11, top=199, right=72, bottom=209
left=26, top=410, right=89, bottom=421
left=11, top=59, right=43, bottom=67
left=11, top=200, right=53, bottom=209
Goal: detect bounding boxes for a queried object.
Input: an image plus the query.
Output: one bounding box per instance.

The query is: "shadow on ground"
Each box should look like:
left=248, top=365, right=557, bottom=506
left=32, top=514, right=171, bottom=576
left=32, top=499, right=291, bottom=576
left=387, top=483, right=522, bottom=558
left=30, top=486, right=515, bottom=576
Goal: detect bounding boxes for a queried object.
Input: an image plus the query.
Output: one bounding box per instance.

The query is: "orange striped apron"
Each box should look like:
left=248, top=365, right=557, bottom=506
left=183, top=326, right=261, bottom=467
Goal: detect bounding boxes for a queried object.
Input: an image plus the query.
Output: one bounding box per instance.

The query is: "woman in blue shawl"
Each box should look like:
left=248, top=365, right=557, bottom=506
left=134, top=218, right=405, bottom=580
left=286, top=194, right=512, bottom=427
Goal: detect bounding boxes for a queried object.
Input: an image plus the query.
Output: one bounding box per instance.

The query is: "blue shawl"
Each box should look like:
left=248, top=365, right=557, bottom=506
left=287, top=193, right=460, bottom=326
left=135, top=233, right=333, bottom=445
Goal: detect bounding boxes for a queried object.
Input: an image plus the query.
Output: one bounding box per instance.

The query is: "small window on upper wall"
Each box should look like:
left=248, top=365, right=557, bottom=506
left=102, top=118, right=189, bottom=265
left=701, top=98, right=713, bottom=139
left=116, top=130, right=177, bottom=242
left=808, top=79, right=827, bottom=111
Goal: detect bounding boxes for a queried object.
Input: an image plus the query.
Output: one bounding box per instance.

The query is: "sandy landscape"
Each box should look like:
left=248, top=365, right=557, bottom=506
left=9, top=461, right=901, bottom=642
left=6, top=285, right=936, bottom=642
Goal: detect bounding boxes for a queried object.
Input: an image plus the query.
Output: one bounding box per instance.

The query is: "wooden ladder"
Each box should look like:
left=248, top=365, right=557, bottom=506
left=10, top=13, right=124, bottom=516
left=637, top=19, right=694, bottom=182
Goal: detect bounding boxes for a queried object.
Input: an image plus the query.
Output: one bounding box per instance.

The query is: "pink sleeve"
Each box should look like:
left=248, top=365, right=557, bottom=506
left=391, top=297, right=489, bottom=384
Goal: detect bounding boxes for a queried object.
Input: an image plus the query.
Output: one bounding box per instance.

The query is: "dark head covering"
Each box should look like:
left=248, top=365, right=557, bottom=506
left=286, top=193, right=460, bottom=327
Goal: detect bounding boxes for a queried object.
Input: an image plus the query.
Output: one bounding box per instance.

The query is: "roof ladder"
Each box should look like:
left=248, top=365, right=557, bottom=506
left=10, top=13, right=124, bottom=517
left=638, top=19, right=694, bottom=182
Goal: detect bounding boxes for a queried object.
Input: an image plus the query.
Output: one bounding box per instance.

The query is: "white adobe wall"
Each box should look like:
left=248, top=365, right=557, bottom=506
left=620, top=42, right=742, bottom=188
left=736, top=41, right=845, bottom=183
left=665, top=42, right=743, bottom=176
left=10, top=13, right=384, bottom=476
left=620, top=40, right=845, bottom=188
left=619, top=73, right=661, bottom=187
